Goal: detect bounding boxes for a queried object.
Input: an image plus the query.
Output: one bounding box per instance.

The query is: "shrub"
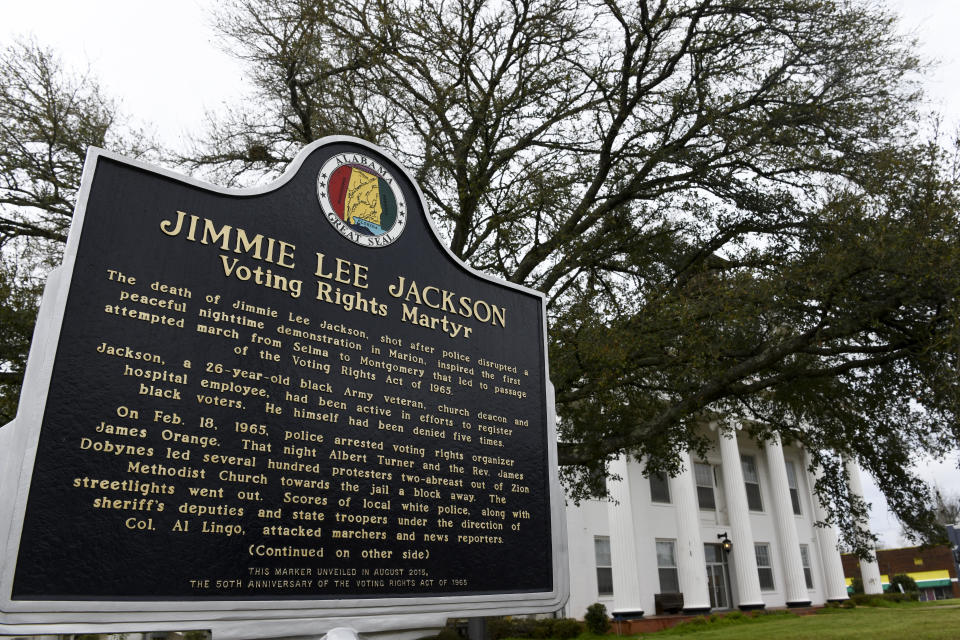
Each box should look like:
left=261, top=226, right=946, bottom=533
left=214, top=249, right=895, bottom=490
left=506, top=618, right=536, bottom=638
left=888, top=574, right=918, bottom=593
left=849, top=592, right=917, bottom=607
left=882, top=591, right=918, bottom=603
left=530, top=619, right=554, bottom=639
left=552, top=618, right=583, bottom=640
left=487, top=618, right=513, bottom=640
left=487, top=617, right=581, bottom=639
left=584, top=603, right=611, bottom=635
left=434, top=627, right=462, bottom=640
left=850, top=577, right=864, bottom=594
left=724, top=610, right=745, bottom=621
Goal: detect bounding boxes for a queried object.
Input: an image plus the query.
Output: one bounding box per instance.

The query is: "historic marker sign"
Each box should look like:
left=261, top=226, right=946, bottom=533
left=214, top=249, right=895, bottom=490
left=0, top=137, right=567, bottom=636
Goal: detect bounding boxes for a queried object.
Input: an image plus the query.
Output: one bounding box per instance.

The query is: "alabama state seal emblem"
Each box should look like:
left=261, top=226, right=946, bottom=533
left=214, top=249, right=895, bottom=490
left=317, top=152, right=407, bottom=247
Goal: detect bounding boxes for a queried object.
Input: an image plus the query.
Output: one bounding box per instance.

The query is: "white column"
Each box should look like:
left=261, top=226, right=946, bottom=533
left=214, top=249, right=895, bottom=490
left=803, top=451, right=850, bottom=602
left=764, top=435, right=811, bottom=606
left=845, top=458, right=883, bottom=595
left=718, top=427, right=765, bottom=610
left=669, top=450, right=711, bottom=613
left=606, top=455, right=645, bottom=617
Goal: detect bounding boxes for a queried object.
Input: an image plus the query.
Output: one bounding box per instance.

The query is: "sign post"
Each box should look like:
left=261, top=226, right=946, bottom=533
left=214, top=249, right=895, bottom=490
left=0, top=137, right=567, bottom=638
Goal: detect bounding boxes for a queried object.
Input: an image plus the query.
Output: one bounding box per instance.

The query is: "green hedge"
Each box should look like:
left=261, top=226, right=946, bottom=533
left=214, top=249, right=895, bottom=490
left=848, top=592, right=920, bottom=607
left=487, top=616, right=584, bottom=640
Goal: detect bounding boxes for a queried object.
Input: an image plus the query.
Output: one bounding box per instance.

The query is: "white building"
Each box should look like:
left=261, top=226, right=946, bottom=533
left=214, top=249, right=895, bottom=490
left=561, top=425, right=867, bottom=619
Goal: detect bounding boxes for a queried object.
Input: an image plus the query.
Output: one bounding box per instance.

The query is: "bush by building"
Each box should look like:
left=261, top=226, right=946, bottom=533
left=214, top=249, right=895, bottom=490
left=583, top=603, right=610, bottom=634
left=487, top=616, right=582, bottom=640
left=849, top=592, right=919, bottom=606
left=889, top=573, right=919, bottom=593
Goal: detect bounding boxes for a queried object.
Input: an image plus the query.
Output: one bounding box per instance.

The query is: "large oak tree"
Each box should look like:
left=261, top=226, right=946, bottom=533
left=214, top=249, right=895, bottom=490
left=184, top=0, right=960, bottom=552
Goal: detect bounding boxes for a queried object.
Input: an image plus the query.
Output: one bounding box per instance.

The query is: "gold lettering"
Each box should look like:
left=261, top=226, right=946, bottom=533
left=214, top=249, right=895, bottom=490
left=159, top=210, right=187, bottom=236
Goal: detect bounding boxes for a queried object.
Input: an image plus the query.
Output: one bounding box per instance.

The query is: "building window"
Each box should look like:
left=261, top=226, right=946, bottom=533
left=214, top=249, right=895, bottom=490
left=650, top=472, right=671, bottom=503
left=741, top=455, right=763, bottom=511
left=755, top=543, right=775, bottom=591
left=694, top=462, right=716, bottom=510
left=656, top=540, right=680, bottom=592
left=799, top=544, right=814, bottom=589
left=785, top=460, right=802, bottom=515
left=595, top=536, right=613, bottom=596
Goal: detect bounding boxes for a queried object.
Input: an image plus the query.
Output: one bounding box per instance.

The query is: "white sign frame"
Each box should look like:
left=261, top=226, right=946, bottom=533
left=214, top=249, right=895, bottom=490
left=0, top=137, right=569, bottom=639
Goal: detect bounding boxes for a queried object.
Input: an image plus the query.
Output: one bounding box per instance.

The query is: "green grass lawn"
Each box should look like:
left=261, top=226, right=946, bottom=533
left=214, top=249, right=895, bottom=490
left=627, top=602, right=960, bottom=640
left=496, top=602, right=960, bottom=640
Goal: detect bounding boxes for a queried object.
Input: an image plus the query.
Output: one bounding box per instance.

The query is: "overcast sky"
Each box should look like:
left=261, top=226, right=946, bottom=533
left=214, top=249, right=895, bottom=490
left=4, top=0, right=960, bottom=548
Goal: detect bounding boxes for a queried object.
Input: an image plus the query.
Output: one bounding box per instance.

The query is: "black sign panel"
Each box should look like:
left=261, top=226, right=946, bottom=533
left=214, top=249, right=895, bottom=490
left=11, top=140, right=552, bottom=600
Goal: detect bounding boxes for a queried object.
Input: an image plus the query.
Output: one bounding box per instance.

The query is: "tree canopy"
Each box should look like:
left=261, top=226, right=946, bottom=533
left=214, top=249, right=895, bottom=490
left=182, top=0, right=960, bottom=552
left=0, top=41, right=154, bottom=250
left=2, top=1, right=959, bottom=554
left=0, top=40, right=155, bottom=423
